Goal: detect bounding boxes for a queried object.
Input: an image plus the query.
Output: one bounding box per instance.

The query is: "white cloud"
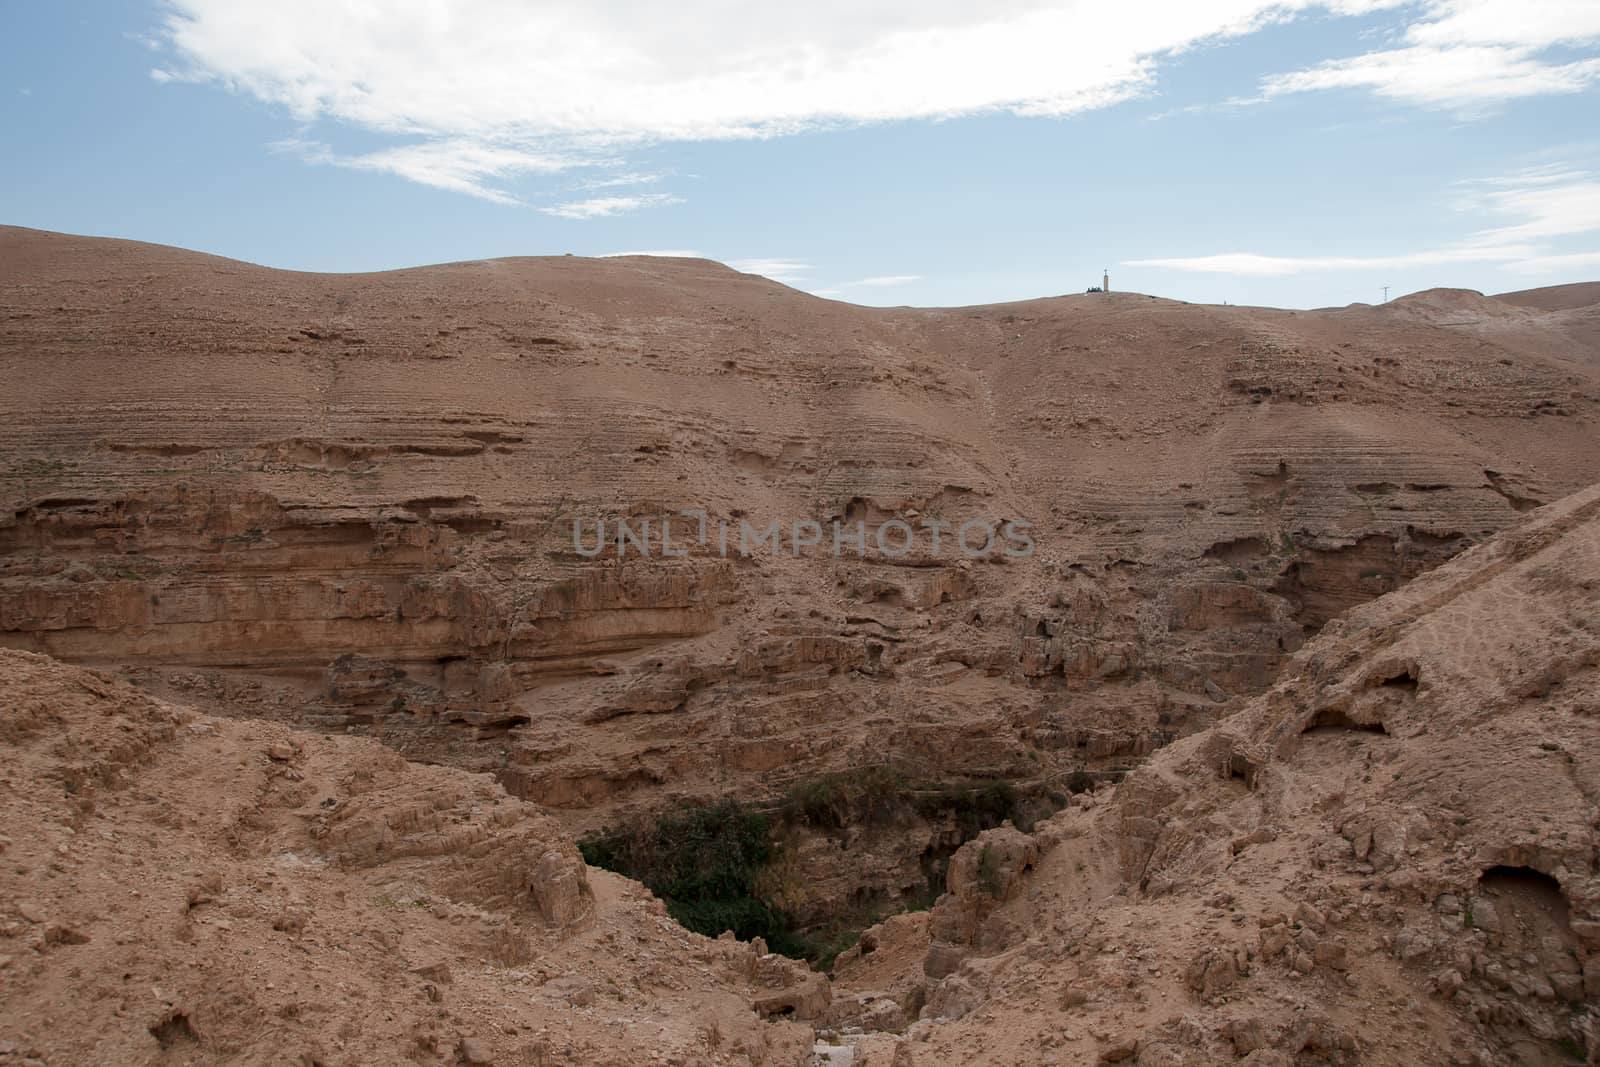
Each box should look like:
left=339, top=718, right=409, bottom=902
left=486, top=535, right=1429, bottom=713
left=158, top=1, right=1299, bottom=139
left=1265, top=1, right=1600, bottom=110
left=1502, top=250, right=1600, bottom=273
left=157, top=0, right=1414, bottom=200
left=1125, top=244, right=1532, bottom=275
left=1461, top=175, right=1600, bottom=243
left=537, top=194, right=683, bottom=220
left=1265, top=45, right=1600, bottom=107
left=797, top=274, right=927, bottom=291
left=852, top=274, right=924, bottom=286
left=581, top=172, right=668, bottom=189
left=729, top=259, right=813, bottom=283
left=1406, top=0, right=1600, bottom=50
left=1124, top=165, right=1600, bottom=274
left=273, top=136, right=580, bottom=203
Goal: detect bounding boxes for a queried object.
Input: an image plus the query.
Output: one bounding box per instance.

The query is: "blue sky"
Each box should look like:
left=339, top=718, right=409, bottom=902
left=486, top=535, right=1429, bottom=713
left=3, top=1, right=1599, bottom=308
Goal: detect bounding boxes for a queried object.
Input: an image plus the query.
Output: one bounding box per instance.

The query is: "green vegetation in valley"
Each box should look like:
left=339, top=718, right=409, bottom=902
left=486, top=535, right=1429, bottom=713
left=577, top=765, right=1061, bottom=968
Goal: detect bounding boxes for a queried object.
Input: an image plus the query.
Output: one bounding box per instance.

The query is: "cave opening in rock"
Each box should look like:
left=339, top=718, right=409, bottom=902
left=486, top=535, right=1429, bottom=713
left=1472, top=864, right=1581, bottom=1001
left=1226, top=753, right=1258, bottom=789
left=1378, top=668, right=1418, bottom=693
left=1476, top=865, right=1571, bottom=927
left=149, top=1011, right=199, bottom=1049
left=1303, top=708, right=1387, bottom=734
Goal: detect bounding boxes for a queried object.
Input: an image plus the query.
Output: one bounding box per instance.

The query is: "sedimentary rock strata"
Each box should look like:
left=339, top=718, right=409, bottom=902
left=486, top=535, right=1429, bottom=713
left=827, top=482, right=1600, bottom=1065
left=3, top=225, right=1599, bottom=935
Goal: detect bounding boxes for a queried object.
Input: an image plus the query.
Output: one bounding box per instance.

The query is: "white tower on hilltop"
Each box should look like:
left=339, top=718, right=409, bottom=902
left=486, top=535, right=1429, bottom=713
left=1103, top=269, right=1110, bottom=293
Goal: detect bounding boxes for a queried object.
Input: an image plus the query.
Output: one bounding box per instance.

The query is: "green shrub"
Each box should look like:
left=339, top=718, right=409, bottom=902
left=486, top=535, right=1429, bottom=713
left=784, top=765, right=907, bottom=829
left=579, top=800, right=802, bottom=952
left=578, top=770, right=1059, bottom=967
left=916, top=778, right=1027, bottom=835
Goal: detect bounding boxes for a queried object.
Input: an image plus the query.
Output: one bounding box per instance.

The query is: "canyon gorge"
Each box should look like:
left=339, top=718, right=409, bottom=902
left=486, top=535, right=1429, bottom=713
left=2, top=227, right=1598, bottom=1065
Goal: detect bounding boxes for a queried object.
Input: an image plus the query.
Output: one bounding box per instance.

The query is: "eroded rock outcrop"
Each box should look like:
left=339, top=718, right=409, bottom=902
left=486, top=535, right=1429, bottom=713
left=830, top=484, right=1600, bottom=1066
left=4, top=227, right=1600, bottom=938
left=0, top=649, right=816, bottom=1065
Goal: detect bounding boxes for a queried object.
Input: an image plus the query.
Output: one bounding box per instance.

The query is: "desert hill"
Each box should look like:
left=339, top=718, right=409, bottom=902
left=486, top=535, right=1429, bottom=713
left=2, top=224, right=1598, bottom=949
left=823, top=481, right=1600, bottom=1065
left=1495, top=282, right=1600, bottom=313
left=0, top=647, right=822, bottom=1065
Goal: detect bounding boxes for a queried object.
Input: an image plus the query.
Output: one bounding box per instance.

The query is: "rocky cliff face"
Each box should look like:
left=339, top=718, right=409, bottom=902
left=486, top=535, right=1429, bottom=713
left=3, top=226, right=1598, bottom=930
left=825, top=483, right=1600, bottom=1066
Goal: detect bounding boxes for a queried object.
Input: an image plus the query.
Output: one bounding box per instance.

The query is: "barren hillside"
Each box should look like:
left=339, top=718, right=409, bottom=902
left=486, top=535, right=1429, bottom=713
left=3, top=480, right=1596, bottom=1065
left=824, top=482, right=1600, bottom=1065
left=2, top=224, right=1598, bottom=952
left=0, top=648, right=820, bottom=1065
